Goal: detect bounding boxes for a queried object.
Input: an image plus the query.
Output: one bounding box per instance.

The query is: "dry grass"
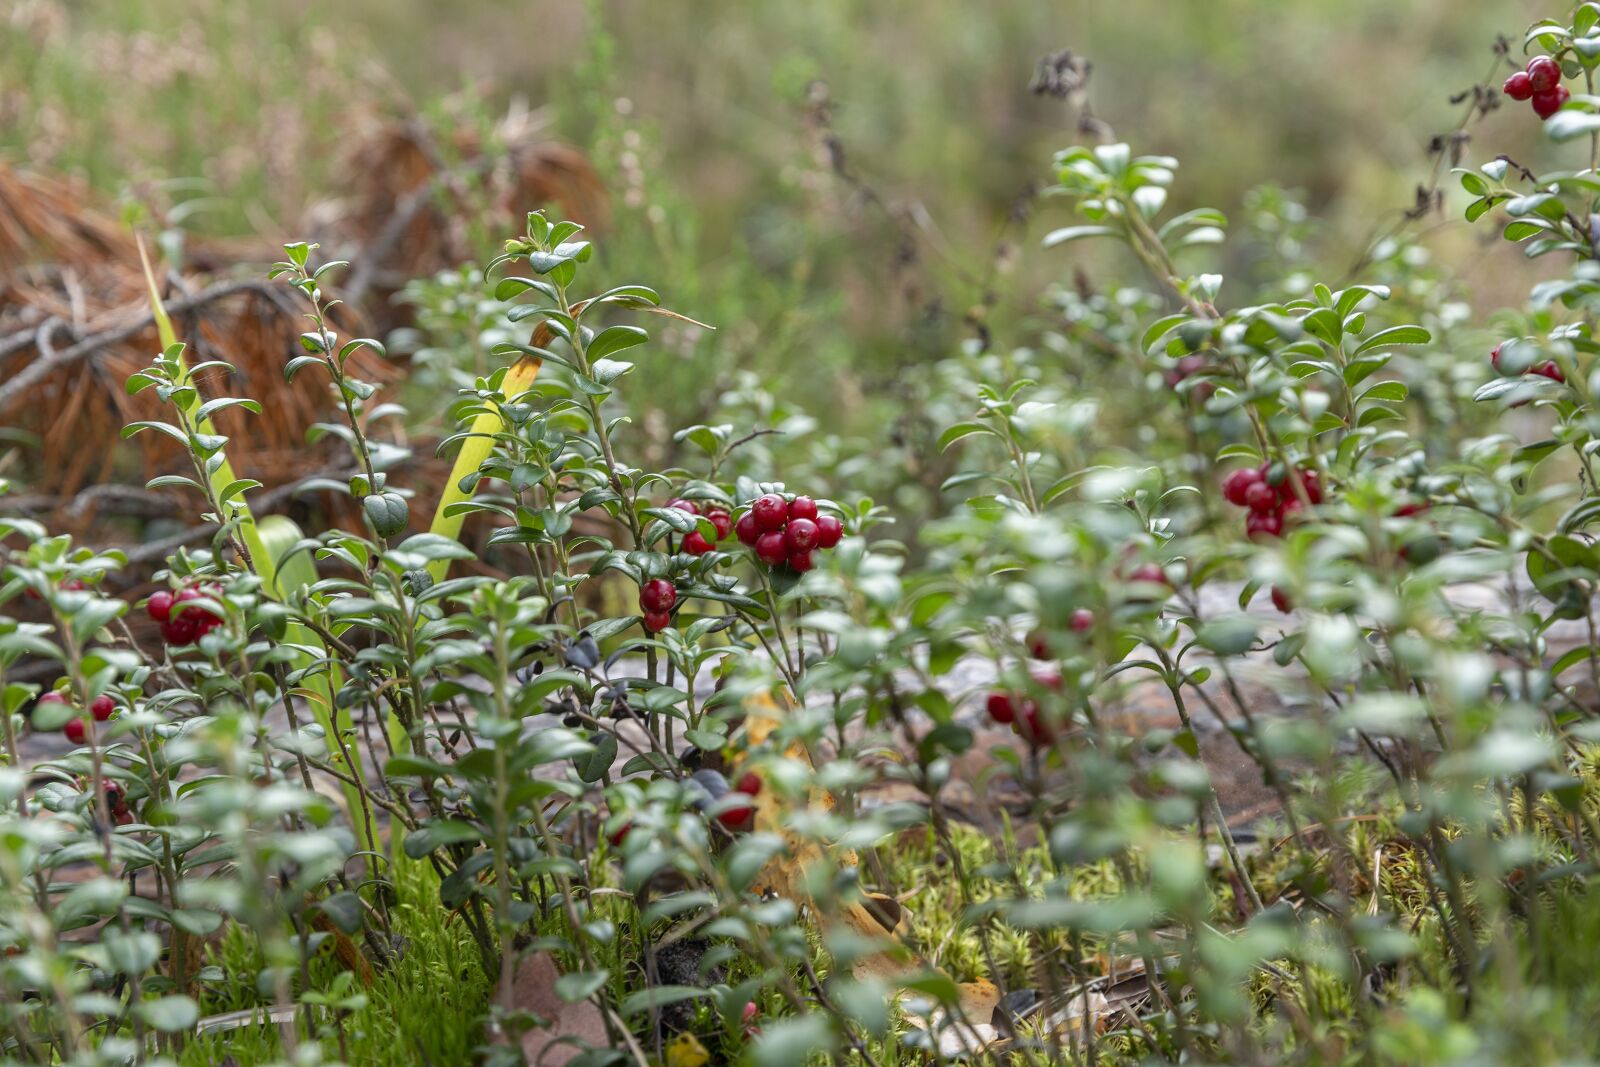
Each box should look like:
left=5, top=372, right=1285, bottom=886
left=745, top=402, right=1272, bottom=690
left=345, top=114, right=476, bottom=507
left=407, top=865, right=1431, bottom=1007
left=0, top=99, right=605, bottom=549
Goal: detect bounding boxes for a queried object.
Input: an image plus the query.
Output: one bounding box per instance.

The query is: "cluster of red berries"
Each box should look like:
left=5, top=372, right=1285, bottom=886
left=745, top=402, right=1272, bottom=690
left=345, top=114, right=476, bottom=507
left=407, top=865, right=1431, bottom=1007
left=734, top=494, right=843, bottom=573
left=145, top=583, right=224, bottom=645
left=984, top=670, right=1062, bottom=746
left=1504, top=56, right=1569, bottom=119
left=1222, top=464, right=1322, bottom=540
left=639, top=578, right=678, bottom=634
left=1491, top=341, right=1565, bottom=384
left=664, top=497, right=733, bottom=556
left=38, top=690, right=115, bottom=745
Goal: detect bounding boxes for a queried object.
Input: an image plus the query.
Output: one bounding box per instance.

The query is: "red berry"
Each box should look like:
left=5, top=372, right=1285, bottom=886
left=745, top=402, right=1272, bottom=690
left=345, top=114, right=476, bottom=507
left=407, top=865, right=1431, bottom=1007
left=1394, top=501, right=1430, bottom=518
left=146, top=590, right=174, bottom=622
left=734, top=512, right=761, bottom=546
left=1528, top=55, right=1561, bottom=94
left=814, top=514, right=844, bottom=548
left=1222, top=467, right=1263, bottom=507
left=706, top=509, right=732, bottom=540
left=643, top=610, right=672, bottom=633
left=1533, top=85, right=1570, bottom=119
left=1165, top=354, right=1206, bottom=387
left=1243, top=481, right=1277, bottom=513
left=608, top=821, right=632, bottom=847
left=742, top=1002, right=759, bottom=1024
left=1491, top=343, right=1504, bottom=373
left=1533, top=360, right=1566, bottom=383
left=787, top=550, right=815, bottom=573
left=1281, top=469, right=1322, bottom=505
left=735, top=771, right=762, bottom=796
left=716, top=799, right=755, bottom=831
left=787, top=496, right=819, bottom=522
left=1246, top=511, right=1284, bottom=540
left=1069, top=608, right=1095, bottom=633
left=37, top=691, right=69, bottom=707
left=64, top=718, right=87, bottom=744
left=1014, top=702, right=1054, bottom=745
left=1504, top=71, right=1534, bottom=101
left=1270, top=586, right=1293, bottom=614
left=985, top=692, right=1016, bottom=724
left=1027, top=632, right=1050, bottom=659
left=784, top=517, right=820, bottom=553
left=755, top=531, right=788, bottom=567
left=751, top=494, right=788, bottom=532
left=683, top=530, right=714, bottom=555
left=665, top=497, right=700, bottom=515
left=160, top=615, right=199, bottom=646
left=1128, top=564, right=1166, bottom=587
left=639, top=579, right=677, bottom=614
left=90, top=695, right=114, bottom=722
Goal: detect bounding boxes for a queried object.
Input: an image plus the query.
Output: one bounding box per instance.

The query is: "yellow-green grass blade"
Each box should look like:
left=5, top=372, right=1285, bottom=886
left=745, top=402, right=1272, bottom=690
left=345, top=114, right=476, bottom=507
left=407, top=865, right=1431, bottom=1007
left=135, top=236, right=276, bottom=593
left=137, top=244, right=384, bottom=862
left=424, top=355, right=543, bottom=582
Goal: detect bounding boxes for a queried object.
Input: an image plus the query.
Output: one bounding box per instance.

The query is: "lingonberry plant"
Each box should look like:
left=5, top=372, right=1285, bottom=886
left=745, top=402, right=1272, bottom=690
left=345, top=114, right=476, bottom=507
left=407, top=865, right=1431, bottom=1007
left=10, top=6, right=1600, bottom=1066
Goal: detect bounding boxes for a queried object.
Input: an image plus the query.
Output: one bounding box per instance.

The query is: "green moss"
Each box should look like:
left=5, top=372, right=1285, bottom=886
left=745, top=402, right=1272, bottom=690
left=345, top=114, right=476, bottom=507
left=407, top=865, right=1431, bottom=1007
left=178, top=858, right=490, bottom=1067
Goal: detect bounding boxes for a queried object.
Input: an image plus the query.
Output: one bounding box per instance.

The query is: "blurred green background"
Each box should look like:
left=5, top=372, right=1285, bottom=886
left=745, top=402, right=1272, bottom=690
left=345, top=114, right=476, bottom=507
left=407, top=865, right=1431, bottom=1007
left=0, top=0, right=1565, bottom=447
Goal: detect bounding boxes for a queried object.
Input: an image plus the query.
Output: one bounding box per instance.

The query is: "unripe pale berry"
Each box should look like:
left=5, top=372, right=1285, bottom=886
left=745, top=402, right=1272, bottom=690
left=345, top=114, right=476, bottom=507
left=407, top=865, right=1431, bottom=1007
left=1070, top=608, right=1095, bottom=633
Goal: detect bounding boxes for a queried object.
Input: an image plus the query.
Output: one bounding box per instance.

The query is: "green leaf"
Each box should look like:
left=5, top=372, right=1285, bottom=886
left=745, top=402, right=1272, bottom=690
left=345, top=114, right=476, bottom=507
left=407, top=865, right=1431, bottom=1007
left=1042, top=224, right=1118, bottom=247
left=1357, top=381, right=1408, bottom=403
left=137, top=996, right=199, bottom=1032
left=752, top=1014, right=839, bottom=1067
left=555, top=969, right=610, bottom=1003
left=620, top=985, right=709, bottom=1018
left=938, top=423, right=993, bottom=451
left=1351, top=325, right=1430, bottom=356
left=586, top=325, right=648, bottom=362
left=403, top=819, right=484, bottom=859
